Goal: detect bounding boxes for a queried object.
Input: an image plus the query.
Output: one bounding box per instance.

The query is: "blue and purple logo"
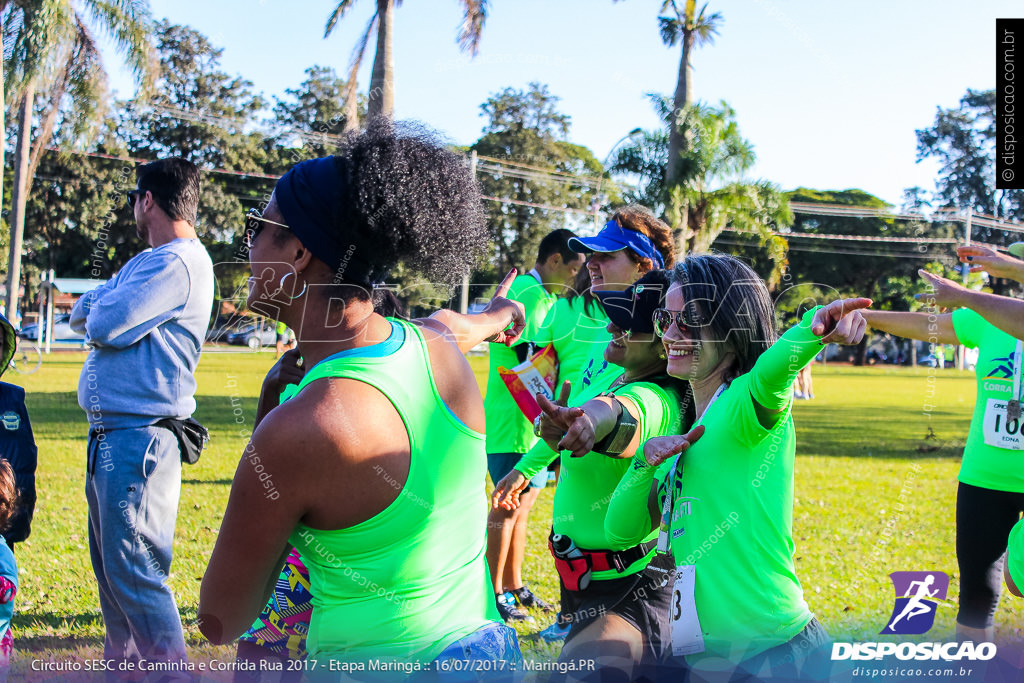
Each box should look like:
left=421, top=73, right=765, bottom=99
left=881, top=571, right=949, bottom=635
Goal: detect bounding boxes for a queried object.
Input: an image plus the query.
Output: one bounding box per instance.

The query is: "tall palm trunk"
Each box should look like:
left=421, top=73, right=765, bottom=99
left=367, top=0, right=395, bottom=121
left=665, top=30, right=694, bottom=185
left=5, top=81, right=33, bottom=322
left=342, top=83, right=360, bottom=133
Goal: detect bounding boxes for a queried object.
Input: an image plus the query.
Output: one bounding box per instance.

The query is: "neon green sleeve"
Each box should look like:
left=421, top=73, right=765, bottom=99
left=748, top=306, right=824, bottom=411
left=951, top=307, right=985, bottom=349
left=1009, top=519, right=1024, bottom=592
left=605, top=454, right=669, bottom=547
left=514, top=439, right=560, bottom=479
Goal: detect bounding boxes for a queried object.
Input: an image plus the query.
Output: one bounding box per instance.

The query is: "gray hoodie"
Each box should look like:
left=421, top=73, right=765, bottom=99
left=72, top=238, right=214, bottom=429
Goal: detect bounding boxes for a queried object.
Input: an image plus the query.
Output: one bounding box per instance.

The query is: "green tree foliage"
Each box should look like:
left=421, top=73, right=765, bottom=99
left=118, top=21, right=273, bottom=258
left=610, top=97, right=790, bottom=283
left=471, top=82, right=612, bottom=277
left=655, top=0, right=721, bottom=185
left=784, top=189, right=953, bottom=301
left=3, top=0, right=155, bottom=319
left=917, top=88, right=1024, bottom=229
left=780, top=188, right=958, bottom=362
left=271, top=65, right=365, bottom=164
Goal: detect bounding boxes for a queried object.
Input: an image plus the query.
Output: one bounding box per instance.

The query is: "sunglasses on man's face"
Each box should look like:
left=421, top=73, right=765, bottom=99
left=243, top=209, right=291, bottom=249
left=652, top=308, right=705, bottom=338
left=126, top=189, right=144, bottom=208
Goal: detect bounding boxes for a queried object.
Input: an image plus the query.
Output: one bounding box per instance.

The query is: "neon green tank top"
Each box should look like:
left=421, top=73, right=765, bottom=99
left=288, top=319, right=499, bottom=664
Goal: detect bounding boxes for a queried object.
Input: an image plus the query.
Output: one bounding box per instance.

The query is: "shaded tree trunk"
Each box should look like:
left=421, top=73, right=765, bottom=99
left=5, top=80, right=34, bottom=322
left=665, top=30, right=694, bottom=186
left=343, top=82, right=360, bottom=133
left=854, top=279, right=878, bottom=366
left=854, top=335, right=868, bottom=367
left=368, top=0, right=395, bottom=121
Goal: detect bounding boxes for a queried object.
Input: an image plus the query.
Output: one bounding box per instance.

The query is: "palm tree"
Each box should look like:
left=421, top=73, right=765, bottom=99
left=324, top=0, right=488, bottom=126
left=657, top=0, right=722, bottom=185
left=609, top=97, right=792, bottom=283
left=3, top=0, right=154, bottom=321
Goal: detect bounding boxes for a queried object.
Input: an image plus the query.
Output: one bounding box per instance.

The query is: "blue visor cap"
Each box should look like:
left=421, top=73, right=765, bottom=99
left=594, top=269, right=671, bottom=334
left=568, top=220, right=665, bottom=269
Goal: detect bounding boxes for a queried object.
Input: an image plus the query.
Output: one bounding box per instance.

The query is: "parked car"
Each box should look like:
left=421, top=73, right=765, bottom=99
left=206, top=313, right=252, bottom=342
left=17, top=314, right=85, bottom=343
left=226, top=323, right=277, bottom=349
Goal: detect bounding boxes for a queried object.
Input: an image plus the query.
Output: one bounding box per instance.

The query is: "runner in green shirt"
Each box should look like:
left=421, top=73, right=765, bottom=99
left=504, top=205, right=678, bottom=642
left=863, top=260, right=1024, bottom=643
left=605, top=254, right=870, bottom=680
left=484, top=229, right=585, bottom=622
left=493, top=269, right=689, bottom=678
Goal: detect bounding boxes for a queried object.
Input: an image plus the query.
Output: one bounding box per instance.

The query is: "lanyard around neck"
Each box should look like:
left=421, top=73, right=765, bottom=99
left=1014, top=340, right=1023, bottom=405
left=656, top=383, right=727, bottom=554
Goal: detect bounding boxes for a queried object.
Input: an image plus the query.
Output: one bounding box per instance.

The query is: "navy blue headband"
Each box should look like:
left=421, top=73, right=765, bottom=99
left=274, top=156, right=381, bottom=285
left=567, top=220, right=665, bottom=269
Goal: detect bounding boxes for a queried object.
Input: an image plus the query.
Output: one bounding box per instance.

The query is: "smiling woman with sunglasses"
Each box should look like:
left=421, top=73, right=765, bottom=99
left=604, top=253, right=871, bottom=681
left=493, top=269, right=691, bottom=678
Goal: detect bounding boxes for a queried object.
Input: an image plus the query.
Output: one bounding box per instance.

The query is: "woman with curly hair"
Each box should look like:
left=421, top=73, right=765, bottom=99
left=199, top=123, right=525, bottom=670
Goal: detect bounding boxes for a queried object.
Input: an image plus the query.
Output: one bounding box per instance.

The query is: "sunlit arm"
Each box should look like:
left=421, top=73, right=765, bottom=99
left=862, top=310, right=959, bottom=346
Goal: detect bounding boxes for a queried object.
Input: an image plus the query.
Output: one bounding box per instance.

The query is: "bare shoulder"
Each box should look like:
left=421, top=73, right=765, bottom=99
left=255, top=378, right=396, bottom=459
left=413, top=318, right=486, bottom=431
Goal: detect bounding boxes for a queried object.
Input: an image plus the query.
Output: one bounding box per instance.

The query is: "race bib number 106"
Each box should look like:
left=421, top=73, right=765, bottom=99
left=983, top=399, right=1024, bottom=451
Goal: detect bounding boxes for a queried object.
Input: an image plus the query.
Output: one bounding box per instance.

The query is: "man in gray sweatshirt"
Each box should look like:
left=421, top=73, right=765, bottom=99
left=71, top=157, right=214, bottom=669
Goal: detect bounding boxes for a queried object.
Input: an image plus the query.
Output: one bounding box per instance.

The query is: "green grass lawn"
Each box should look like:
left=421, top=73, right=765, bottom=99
left=3, top=352, right=1017, bottom=672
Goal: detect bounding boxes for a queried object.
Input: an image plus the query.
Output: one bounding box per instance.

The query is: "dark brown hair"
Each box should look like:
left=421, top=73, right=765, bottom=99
left=610, top=205, right=676, bottom=268
left=0, top=460, right=20, bottom=533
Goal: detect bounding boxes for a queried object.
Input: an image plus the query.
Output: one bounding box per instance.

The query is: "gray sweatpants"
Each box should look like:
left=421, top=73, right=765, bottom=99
left=86, top=425, right=187, bottom=667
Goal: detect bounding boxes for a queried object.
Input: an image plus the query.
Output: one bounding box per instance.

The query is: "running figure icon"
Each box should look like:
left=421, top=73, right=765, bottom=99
left=888, top=575, right=938, bottom=631
left=882, top=571, right=949, bottom=635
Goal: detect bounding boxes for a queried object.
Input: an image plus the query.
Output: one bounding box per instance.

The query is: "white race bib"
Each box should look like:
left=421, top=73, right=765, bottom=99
left=670, top=564, right=705, bottom=656
left=983, top=398, right=1024, bottom=451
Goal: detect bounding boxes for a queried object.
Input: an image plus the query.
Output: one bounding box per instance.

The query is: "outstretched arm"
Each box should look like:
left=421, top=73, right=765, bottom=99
left=918, top=270, right=1024, bottom=341
left=749, top=299, right=871, bottom=427
left=862, top=310, right=959, bottom=345
left=605, top=427, right=705, bottom=547
left=424, top=269, right=526, bottom=354
left=957, top=245, right=1024, bottom=283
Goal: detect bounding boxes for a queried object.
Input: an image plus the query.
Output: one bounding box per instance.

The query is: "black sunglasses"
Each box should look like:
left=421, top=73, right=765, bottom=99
left=126, top=189, right=144, bottom=208
left=243, top=209, right=291, bottom=249
left=652, top=308, right=705, bottom=338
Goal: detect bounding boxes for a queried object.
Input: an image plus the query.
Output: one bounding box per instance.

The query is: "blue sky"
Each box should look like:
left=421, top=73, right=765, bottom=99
left=101, top=0, right=1017, bottom=207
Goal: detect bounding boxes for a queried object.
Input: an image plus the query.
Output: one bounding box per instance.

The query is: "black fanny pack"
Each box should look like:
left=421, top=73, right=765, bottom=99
left=155, top=417, right=209, bottom=465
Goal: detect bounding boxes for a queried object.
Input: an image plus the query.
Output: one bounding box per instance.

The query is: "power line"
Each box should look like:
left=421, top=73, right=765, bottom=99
left=712, top=237, right=948, bottom=260
left=42, top=142, right=1024, bottom=241
left=479, top=194, right=594, bottom=216
left=723, top=227, right=957, bottom=245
